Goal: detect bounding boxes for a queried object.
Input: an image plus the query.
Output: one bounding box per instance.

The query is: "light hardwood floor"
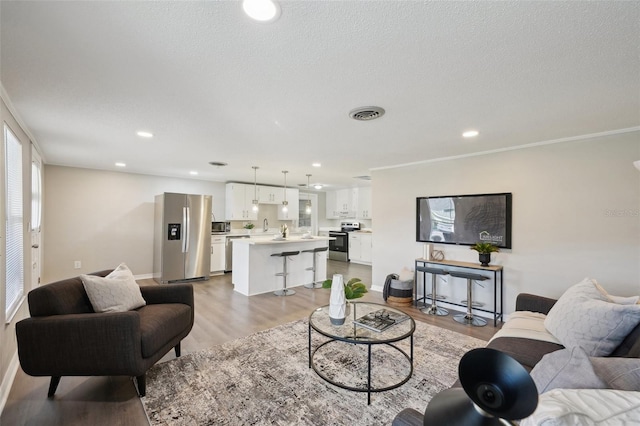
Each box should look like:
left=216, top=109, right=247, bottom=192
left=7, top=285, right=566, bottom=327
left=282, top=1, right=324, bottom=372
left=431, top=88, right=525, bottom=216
left=1, top=260, right=500, bottom=425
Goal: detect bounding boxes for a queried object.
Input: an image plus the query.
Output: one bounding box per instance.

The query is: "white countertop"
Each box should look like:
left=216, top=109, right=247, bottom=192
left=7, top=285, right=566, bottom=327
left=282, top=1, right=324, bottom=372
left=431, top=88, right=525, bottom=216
left=234, top=236, right=334, bottom=245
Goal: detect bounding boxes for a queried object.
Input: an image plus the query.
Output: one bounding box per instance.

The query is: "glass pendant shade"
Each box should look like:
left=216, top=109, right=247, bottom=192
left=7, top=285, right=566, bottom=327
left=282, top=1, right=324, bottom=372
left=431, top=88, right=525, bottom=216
left=305, top=173, right=312, bottom=214
left=282, top=171, right=288, bottom=212
left=252, top=166, right=259, bottom=213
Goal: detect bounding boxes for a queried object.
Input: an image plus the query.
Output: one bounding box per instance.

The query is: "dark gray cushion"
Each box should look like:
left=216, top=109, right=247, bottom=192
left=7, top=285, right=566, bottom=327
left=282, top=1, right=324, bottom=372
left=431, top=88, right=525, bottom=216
left=486, top=337, right=564, bottom=369
left=591, top=357, right=640, bottom=391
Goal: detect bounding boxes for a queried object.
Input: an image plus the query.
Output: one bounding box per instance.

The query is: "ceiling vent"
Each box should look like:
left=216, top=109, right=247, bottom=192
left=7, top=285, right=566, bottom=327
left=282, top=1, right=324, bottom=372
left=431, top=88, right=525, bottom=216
left=354, top=175, right=372, bottom=181
left=349, top=106, right=385, bottom=121
left=208, top=161, right=228, bottom=167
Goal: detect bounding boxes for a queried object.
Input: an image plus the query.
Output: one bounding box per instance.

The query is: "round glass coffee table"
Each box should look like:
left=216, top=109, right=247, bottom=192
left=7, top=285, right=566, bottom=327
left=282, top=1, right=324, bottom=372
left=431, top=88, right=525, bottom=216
left=308, top=302, right=415, bottom=405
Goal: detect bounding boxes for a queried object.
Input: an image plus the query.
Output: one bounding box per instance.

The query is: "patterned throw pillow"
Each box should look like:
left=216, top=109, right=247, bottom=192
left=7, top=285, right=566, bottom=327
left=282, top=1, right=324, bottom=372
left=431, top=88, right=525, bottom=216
left=81, top=263, right=146, bottom=313
left=544, top=278, right=640, bottom=356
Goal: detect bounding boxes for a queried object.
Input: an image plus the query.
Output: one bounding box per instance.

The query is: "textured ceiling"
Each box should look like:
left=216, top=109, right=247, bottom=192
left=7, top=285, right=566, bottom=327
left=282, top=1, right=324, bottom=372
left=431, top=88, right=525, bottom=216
left=1, top=1, right=639, bottom=189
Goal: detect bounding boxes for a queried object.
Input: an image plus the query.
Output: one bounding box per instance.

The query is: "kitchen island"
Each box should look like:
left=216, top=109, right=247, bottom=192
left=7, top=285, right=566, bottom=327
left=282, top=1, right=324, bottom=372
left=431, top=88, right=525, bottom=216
left=232, top=236, right=333, bottom=296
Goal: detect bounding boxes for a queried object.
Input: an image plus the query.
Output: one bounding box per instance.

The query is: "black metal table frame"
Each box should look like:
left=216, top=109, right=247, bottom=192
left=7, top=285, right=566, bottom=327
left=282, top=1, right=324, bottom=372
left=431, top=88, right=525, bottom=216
left=308, top=303, right=415, bottom=405
left=414, top=259, right=504, bottom=327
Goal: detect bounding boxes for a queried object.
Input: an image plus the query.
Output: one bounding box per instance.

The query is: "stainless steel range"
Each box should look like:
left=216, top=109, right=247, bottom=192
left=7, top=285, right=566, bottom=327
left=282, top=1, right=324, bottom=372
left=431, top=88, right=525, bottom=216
left=328, top=221, right=361, bottom=262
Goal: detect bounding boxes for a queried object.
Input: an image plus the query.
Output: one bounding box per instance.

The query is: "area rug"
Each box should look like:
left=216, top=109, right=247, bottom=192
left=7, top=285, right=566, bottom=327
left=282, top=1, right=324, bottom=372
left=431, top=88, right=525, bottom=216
left=142, top=319, right=485, bottom=425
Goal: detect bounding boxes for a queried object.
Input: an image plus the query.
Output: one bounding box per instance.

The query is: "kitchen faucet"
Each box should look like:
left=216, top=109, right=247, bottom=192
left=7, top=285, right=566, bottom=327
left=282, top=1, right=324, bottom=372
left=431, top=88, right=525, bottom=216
left=263, top=218, right=268, bottom=232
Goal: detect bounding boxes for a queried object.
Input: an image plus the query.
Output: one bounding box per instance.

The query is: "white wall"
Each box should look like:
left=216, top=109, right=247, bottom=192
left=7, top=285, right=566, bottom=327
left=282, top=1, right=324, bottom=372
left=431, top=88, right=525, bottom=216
left=372, top=131, right=640, bottom=315
left=43, top=166, right=227, bottom=282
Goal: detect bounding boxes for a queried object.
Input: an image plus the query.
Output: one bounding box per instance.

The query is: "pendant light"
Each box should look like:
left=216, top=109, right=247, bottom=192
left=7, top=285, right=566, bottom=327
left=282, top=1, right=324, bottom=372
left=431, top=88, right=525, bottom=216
left=305, top=174, right=312, bottom=214
left=281, top=170, right=288, bottom=213
left=251, top=166, right=259, bottom=212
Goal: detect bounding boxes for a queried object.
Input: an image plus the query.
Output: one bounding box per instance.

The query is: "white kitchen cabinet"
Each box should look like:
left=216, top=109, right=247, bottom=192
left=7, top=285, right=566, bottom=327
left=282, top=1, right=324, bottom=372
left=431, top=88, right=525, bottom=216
left=225, top=183, right=258, bottom=221
left=356, top=186, right=372, bottom=219
left=210, top=235, right=226, bottom=273
left=325, top=188, right=357, bottom=219
left=277, top=188, right=299, bottom=220
left=258, top=185, right=283, bottom=205
left=349, top=232, right=372, bottom=264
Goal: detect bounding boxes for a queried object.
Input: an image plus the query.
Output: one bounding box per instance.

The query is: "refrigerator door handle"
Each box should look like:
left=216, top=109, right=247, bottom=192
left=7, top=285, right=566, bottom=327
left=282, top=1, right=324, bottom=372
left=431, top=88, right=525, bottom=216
left=182, top=207, right=190, bottom=253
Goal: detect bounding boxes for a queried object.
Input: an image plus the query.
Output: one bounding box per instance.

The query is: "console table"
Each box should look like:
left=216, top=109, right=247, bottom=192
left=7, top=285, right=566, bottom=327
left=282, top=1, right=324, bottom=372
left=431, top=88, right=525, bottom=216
left=414, top=258, right=503, bottom=326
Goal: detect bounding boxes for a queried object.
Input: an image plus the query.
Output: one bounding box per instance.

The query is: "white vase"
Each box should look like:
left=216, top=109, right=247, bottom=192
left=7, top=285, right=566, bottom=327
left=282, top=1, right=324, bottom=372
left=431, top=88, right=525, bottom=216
left=329, top=274, right=347, bottom=325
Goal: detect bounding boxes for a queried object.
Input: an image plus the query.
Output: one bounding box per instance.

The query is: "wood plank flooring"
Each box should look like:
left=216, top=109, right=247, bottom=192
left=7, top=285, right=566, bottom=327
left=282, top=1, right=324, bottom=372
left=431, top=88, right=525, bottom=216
left=1, top=261, right=500, bottom=425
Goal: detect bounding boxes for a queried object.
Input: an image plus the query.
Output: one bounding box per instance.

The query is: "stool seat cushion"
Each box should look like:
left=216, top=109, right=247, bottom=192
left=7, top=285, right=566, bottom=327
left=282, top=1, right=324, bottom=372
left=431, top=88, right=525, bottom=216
left=449, top=271, right=489, bottom=281
left=417, top=267, right=448, bottom=275
left=271, top=251, right=300, bottom=257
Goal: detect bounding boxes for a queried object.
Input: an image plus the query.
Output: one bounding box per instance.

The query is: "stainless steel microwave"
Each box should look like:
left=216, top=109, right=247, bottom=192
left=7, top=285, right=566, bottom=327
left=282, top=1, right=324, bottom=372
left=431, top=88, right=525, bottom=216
left=211, top=221, right=230, bottom=234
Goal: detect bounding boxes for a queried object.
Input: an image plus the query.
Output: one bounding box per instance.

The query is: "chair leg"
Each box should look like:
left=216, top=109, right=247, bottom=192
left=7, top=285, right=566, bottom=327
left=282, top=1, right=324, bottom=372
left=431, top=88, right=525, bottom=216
left=175, top=342, right=181, bottom=357
left=47, top=376, right=61, bottom=398
left=136, top=374, right=146, bottom=397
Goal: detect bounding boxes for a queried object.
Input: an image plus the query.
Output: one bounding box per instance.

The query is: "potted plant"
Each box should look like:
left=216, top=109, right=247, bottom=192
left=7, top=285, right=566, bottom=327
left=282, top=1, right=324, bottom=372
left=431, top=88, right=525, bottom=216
left=322, top=276, right=368, bottom=325
left=470, top=242, right=499, bottom=266
left=244, top=223, right=255, bottom=234
left=322, top=277, right=368, bottom=299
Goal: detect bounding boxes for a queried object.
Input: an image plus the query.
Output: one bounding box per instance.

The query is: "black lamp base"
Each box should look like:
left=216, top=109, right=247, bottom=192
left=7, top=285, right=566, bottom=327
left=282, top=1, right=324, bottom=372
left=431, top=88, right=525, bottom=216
left=423, top=388, right=512, bottom=426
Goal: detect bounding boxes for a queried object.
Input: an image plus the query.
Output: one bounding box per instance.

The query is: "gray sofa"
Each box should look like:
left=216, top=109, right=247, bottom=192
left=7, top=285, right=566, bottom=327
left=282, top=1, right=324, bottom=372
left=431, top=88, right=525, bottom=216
left=392, top=293, right=640, bottom=426
left=15, top=270, right=194, bottom=397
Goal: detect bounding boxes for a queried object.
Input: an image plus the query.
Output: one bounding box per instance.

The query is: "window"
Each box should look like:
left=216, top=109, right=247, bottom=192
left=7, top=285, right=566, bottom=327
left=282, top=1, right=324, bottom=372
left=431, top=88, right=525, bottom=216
left=5, top=124, right=23, bottom=322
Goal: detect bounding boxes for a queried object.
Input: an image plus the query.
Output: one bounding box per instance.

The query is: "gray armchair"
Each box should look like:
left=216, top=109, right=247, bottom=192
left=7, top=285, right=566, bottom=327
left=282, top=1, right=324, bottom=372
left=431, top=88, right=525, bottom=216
left=15, top=270, right=194, bottom=397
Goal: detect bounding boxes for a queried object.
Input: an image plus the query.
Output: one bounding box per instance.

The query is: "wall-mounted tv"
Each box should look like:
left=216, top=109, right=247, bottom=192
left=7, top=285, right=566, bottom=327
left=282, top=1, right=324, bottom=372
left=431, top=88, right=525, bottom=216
left=416, top=192, right=512, bottom=249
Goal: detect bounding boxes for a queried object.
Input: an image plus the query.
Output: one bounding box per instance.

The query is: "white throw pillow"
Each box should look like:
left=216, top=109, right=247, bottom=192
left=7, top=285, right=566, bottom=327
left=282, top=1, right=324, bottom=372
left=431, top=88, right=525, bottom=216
left=544, top=278, right=640, bottom=356
left=81, top=263, right=146, bottom=313
left=520, top=389, right=640, bottom=426
left=594, top=281, right=640, bottom=305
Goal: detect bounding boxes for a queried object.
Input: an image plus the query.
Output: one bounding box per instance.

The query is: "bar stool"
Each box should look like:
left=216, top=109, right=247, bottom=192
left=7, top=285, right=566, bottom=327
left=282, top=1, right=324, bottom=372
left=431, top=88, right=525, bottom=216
left=417, top=266, right=449, bottom=316
left=302, top=246, right=329, bottom=289
left=271, top=251, right=300, bottom=296
left=449, top=271, right=489, bottom=327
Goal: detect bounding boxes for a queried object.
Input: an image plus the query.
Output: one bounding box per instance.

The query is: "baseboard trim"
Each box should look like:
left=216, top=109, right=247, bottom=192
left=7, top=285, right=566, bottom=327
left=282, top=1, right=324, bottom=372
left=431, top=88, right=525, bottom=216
left=0, top=351, right=19, bottom=416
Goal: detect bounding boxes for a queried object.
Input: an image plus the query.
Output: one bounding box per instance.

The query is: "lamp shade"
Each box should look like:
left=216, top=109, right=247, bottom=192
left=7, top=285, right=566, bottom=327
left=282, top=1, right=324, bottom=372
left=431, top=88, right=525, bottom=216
left=423, top=348, right=538, bottom=425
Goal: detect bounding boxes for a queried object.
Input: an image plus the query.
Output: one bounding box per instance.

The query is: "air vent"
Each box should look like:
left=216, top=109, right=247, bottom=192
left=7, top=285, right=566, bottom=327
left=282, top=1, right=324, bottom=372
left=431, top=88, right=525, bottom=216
left=354, top=175, right=372, bottom=181
left=208, top=161, right=228, bottom=167
left=349, top=106, right=385, bottom=121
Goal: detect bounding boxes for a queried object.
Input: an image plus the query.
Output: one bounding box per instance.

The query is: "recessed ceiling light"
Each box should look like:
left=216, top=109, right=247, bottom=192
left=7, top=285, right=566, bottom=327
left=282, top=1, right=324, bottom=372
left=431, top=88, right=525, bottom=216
left=242, top=0, right=281, bottom=22
left=115, top=162, right=126, bottom=167
left=312, top=163, right=321, bottom=168
left=136, top=131, right=153, bottom=138
left=314, top=184, right=323, bottom=190
left=462, top=130, right=479, bottom=138
left=190, top=171, right=198, bottom=176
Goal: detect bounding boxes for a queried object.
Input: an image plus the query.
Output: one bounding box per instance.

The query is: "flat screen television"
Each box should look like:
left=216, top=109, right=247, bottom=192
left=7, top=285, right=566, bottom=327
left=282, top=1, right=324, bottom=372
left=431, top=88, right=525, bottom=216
left=416, top=192, right=512, bottom=249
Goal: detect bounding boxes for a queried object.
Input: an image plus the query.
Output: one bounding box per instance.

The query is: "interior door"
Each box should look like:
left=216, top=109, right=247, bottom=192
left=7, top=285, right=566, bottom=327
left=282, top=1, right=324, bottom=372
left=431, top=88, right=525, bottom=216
left=31, top=147, right=42, bottom=287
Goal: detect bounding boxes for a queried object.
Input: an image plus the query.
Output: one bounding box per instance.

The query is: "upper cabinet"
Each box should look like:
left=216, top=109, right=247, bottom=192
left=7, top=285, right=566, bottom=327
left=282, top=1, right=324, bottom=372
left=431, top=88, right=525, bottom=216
left=277, top=188, right=299, bottom=220
left=355, top=187, right=372, bottom=220
left=225, top=183, right=258, bottom=221
left=258, top=185, right=283, bottom=205
left=325, top=188, right=359, bottom=219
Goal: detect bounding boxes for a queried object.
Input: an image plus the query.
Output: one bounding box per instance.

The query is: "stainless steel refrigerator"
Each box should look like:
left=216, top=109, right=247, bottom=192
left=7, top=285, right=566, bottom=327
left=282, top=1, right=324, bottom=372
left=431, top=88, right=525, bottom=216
left=153, top=193, right=212, bottom=283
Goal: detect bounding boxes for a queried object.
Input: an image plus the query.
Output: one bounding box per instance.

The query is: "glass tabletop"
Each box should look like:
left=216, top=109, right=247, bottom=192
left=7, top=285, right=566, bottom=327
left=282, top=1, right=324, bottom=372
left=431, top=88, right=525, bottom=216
left=309, top=302, right=415, bottom=344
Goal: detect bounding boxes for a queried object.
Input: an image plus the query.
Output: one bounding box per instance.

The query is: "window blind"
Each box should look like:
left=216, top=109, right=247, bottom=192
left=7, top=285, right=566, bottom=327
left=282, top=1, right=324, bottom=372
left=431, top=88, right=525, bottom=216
left=5, top=124, right=23, bottom=321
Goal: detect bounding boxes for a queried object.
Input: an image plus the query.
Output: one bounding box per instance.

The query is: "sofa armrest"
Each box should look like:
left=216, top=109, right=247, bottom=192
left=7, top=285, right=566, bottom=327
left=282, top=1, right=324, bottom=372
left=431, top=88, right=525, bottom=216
left=140, top=284, right=193, bottom=307
left=16, top=312, right=144, bottom=376
left=515, top=293, right=557, bottom=315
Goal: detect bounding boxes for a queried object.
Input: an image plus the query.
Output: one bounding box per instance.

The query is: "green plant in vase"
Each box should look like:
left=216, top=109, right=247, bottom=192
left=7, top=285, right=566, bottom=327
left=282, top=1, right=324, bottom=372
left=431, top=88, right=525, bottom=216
left=470, top=242, right=499, bottom=266
left=322, top=277, right=368, bottom=299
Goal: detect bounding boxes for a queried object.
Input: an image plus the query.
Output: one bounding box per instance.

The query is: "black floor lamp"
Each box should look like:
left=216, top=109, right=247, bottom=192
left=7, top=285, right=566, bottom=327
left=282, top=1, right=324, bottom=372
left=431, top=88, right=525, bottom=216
left=423, top=348, right=538, bottom=425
